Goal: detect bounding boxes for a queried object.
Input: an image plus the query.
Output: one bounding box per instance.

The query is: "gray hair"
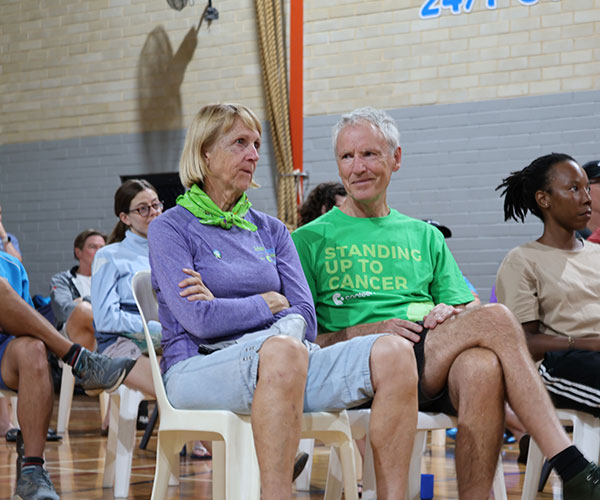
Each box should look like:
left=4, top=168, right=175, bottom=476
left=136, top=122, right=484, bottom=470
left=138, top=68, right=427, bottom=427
left=332, top=107, right=400, bottom=156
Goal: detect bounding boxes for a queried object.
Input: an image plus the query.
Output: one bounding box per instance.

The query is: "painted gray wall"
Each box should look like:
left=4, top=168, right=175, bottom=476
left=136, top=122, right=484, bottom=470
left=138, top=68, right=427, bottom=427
left=1, top=90, right=599, bottom=299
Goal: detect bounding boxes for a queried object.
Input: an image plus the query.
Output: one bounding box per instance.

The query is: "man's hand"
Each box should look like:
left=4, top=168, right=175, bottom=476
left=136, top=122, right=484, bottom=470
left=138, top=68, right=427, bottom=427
left=179, top=268, right=214, bottom=301
left=422, top=303, right=461, bottom=330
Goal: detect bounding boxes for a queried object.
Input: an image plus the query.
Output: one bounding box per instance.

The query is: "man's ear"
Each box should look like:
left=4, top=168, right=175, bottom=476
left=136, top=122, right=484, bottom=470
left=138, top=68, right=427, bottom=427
left=392, top=146, right=402, bottom=172
left=74, top=247, right=82, bottom=261
left=535, top=190, right=549, bottom=209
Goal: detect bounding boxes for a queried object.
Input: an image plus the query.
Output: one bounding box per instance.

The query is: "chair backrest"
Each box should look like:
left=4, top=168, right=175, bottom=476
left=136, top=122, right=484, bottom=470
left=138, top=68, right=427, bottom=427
left=131, top=270, right=173, bottom=413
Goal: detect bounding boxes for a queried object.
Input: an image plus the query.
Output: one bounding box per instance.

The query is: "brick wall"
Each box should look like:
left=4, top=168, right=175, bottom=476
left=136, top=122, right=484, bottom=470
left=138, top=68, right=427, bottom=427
left=2, top=0, right=599, bottom=144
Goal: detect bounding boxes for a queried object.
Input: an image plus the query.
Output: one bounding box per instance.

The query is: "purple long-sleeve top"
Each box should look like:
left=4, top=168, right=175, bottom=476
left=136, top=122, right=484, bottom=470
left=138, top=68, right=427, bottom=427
left=147, top=204, right=317, bottom=373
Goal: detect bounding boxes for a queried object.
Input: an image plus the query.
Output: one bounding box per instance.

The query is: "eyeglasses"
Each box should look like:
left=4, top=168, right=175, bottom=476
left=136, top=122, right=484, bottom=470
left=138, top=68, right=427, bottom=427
left=129, top=201, right=164, bottom=217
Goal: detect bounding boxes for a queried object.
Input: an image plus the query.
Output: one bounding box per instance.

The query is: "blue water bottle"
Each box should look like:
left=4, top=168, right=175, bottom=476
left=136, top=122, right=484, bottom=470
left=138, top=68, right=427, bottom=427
left=420, top=473, right=434, bottom=499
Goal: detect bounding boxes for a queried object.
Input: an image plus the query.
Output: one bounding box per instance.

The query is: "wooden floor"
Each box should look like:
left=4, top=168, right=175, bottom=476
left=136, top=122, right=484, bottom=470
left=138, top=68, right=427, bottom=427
left=0, top=395, right=563, bottom=499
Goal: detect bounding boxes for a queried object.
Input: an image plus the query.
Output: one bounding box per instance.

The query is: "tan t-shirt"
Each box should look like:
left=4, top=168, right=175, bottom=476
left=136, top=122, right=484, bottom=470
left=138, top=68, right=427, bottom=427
left=496, top=240, right=600, bottom=338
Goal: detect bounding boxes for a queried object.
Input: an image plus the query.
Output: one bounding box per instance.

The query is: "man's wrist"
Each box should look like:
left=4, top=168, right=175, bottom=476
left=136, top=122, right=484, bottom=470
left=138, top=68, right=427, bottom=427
left=1, top=235, right=10, bottom=245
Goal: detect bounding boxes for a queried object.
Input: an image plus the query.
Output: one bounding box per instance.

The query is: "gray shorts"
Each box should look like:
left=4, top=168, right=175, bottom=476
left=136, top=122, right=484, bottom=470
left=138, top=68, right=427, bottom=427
left=163, top=333, right=384, bottom=415
left=102, top=336, right=143, bottom=360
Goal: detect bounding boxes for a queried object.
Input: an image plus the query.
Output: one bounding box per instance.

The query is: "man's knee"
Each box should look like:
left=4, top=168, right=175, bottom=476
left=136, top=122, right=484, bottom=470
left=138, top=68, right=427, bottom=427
left=258, top=335, right=308, bottom=385
left=370, top=335, right=418, bottom=390
left=13, top=337, right=49, bottom=370
left=450, top=348, right=504, bottom=399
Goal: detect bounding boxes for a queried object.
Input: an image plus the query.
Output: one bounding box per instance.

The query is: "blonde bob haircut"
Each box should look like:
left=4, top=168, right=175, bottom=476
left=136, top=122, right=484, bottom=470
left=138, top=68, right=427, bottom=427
left=179, top=103, right=263, bottom=189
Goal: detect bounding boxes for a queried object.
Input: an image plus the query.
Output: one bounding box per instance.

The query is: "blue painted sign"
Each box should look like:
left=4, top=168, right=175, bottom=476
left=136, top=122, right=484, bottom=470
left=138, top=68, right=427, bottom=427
left=420, top=0, right=543, bottom=19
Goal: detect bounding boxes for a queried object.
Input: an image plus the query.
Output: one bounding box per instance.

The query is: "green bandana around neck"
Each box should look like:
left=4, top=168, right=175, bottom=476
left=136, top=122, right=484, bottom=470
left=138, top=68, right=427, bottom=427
left=176, top=184, right=257, bottom=231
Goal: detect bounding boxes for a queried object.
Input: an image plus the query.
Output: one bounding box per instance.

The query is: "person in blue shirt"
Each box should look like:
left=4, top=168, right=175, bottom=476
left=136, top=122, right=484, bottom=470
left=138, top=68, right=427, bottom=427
left=0, top=251, right=136, bottom=499
left=0, top=204, right=22, bottom=262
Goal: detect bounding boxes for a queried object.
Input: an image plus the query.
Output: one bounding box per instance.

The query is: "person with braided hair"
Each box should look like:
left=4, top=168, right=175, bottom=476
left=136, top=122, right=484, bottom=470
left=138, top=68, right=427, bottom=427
left=496, top=153, right=600, bottom=422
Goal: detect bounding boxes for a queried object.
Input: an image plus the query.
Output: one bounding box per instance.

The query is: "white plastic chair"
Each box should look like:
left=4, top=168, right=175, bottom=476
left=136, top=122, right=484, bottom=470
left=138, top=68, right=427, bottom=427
left=56, top=362, right=109, bottom=434
left=308, top=409, right=507, bottom=500
left=132, top=270, right=359, bottom=500
left=0, top=389, right=19, bottom=427
left=521, top=408, right=600, bottom=500
left=102, top=385, right=151, bottom=498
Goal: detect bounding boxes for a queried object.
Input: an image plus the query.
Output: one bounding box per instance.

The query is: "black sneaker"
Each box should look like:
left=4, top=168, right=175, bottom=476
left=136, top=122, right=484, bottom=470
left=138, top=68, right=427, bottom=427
left=13, top=465, right=59, bottom=500
left=563, top=462, right=600, bottom=499
left=293, top=452, right=309, bottom=482
left=72, top=349, right=135, bottom=396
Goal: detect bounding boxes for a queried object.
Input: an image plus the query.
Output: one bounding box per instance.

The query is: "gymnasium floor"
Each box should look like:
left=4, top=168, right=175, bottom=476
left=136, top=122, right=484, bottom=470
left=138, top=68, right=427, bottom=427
left=0, top=395, right=562, bottom=499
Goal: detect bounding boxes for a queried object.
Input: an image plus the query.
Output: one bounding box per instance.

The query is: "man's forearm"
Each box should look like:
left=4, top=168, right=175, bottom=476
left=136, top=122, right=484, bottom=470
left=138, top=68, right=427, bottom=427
left=527, top=331, right=600, bottom=361
left=3, top=241, right=21, bottom=262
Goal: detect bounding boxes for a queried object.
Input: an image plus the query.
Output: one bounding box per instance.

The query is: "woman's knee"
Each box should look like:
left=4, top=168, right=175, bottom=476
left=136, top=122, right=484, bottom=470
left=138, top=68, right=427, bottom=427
left=258, top=335, right=308, bottom=383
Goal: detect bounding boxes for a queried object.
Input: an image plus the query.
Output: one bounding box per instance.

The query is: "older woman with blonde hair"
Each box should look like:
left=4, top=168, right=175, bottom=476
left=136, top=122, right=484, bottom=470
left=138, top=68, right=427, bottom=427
left=147, top=103, right=419, bottom=499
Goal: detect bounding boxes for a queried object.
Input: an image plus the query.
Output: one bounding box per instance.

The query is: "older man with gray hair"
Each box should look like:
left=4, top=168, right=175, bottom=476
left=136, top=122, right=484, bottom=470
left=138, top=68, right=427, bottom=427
left=292, top=107, right=600, bottom=499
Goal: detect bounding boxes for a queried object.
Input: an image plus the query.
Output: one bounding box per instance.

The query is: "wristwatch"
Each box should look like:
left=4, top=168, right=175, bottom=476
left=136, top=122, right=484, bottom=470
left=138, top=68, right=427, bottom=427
left=1, top=235, right=10, bottom=246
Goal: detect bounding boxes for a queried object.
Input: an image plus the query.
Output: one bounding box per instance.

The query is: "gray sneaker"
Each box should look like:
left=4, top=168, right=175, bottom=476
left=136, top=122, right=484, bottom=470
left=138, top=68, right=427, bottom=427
left=13, top=465, right=59, bottom=500
left=72, top=349, right=136, bottom=396
left=563, top=462, right=600, bottom=499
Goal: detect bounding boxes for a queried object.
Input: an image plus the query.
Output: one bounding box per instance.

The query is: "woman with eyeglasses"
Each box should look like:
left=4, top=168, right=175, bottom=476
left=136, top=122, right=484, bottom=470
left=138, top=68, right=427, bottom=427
left=90, top=179, right=164, bottom=396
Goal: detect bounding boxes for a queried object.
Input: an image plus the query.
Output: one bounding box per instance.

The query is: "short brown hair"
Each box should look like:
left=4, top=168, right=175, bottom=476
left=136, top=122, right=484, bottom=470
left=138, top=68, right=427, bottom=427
left=73, top=229, right=107, bottom=259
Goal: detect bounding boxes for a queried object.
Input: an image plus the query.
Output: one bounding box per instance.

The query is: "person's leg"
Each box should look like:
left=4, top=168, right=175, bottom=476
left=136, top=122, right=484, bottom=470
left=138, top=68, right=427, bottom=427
left=0, top=277, right=71, bottom=357
left=251, top=336, right=308, bottom=500
left=122, top=356, right=156, bottom=397
left=446, top=348, right=505, bottom=500
left=368, top=335, right=418, bottom=500
left=1, top=337, right=53, bottom=460
left=0, top=278, right=134, bottom=393
left=421, top=303, right=571, bottom=459
left=65, top=301, right=96, bottom=351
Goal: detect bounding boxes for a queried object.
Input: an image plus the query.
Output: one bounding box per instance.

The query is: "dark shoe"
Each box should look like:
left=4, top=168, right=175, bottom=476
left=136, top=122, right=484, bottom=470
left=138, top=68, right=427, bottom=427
left=136, top=401, right=149, bottom=431
left=292, top=452, right=309, bottom=481
left=6, top=429, right=62, bottom=443
left=517, top=434, right=530, bottom=465
left=72, top=349, right=135, bottom=396
left=563, top=462, right=600, bottom=499
left=13, top=465, right=59, bottom=500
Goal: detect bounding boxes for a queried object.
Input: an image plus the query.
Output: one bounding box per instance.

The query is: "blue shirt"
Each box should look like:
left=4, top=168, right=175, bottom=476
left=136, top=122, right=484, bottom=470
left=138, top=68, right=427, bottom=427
left=0, top=251, right=32, bottom=345
left=91, top=231, right=159, bottom=352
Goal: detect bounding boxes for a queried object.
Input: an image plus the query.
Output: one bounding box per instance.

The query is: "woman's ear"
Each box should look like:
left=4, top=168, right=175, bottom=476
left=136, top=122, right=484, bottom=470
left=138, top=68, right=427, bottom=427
left=535, top=190, right=549, bottom=209
left=119, top=212, right=130, bottom=227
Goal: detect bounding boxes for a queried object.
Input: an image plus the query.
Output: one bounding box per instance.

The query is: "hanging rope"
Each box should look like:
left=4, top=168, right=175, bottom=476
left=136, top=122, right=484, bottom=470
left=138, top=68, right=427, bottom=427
left=255, top=0, right=298, bottom=230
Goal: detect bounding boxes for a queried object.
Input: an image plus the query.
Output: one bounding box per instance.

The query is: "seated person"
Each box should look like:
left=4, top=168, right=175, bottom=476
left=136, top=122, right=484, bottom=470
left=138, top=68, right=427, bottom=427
left=91, top=180, right=164, bottom=397
left=0, top=204, right=21, bottom=261
left=148, top=103, right=418, bottom=499
left=291, top=107, right=600, bottom=498
left=583, top=160, right=600, bottom=243
left=50, top=229, right=106, bottom=350
left=0, top=250, right=135, bottom=499
left=496, top=153, right=600, bottom=419
left=299, top=182, right=346, bottom=226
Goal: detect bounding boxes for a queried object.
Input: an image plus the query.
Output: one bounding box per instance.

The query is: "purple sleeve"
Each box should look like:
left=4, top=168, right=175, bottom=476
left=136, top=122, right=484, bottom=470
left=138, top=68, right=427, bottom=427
left=148, top=216, right=273, bottom=341
left=270, top=223, right=317, bottom=341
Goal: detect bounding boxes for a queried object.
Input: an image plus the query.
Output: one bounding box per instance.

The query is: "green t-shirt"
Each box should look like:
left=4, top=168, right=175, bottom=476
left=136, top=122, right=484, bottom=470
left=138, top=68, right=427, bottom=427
left=291, top=207, right=474, bottom=333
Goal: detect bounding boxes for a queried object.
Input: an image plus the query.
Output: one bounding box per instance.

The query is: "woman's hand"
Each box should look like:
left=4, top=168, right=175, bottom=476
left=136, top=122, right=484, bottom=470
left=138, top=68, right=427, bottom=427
left=260, top=291, right=290, bottom=314
left=179, top=268, right=214, bottom=301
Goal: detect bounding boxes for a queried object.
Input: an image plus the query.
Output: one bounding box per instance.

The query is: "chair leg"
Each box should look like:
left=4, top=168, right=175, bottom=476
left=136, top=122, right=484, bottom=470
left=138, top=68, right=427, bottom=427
left=139, top=405, right=159, bottom=450
left=324, top=445, right=343, bottom=500
left=151, top=434, right=180, bottom=500
left=407, top=430, right=428, bottom=500
left=113, top=390, right=145, bottom=498
left=492, top=456, right=507, bottom=500
left=521, top=437, right=544, bottom=500
left=225, top=422, right=260, bottom=500
left=361, top=430, right=376, bottom=500
left=56, top=364, right=75, bottom=434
